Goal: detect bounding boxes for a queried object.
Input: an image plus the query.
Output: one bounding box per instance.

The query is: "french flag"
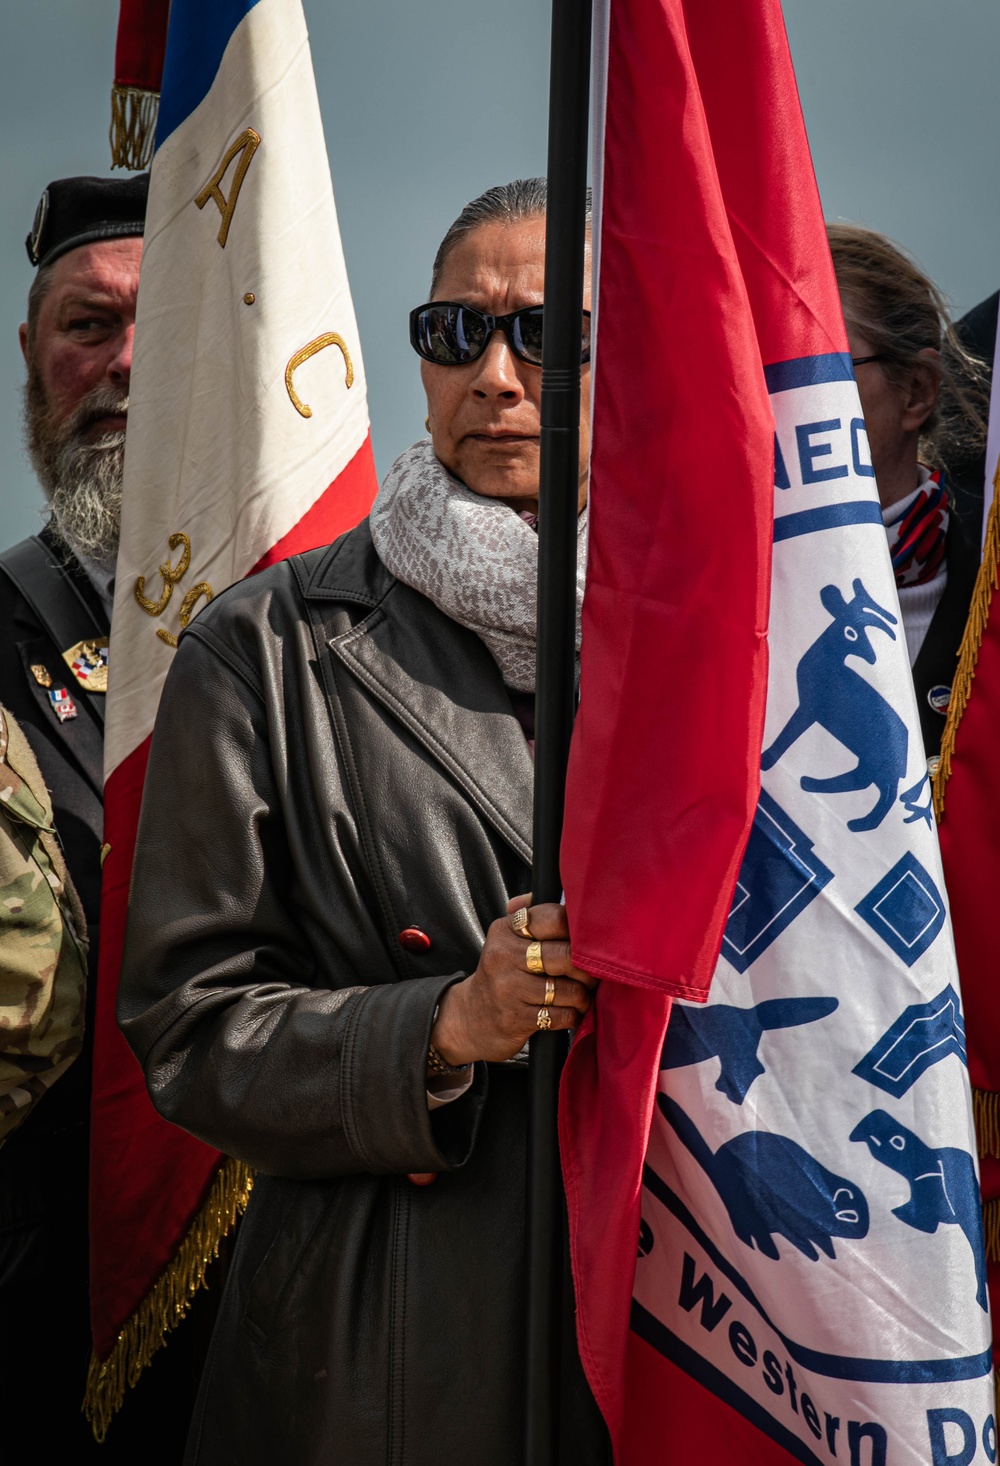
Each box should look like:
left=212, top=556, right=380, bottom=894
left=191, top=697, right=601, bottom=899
left=88, top=0, right=377, bottom=1435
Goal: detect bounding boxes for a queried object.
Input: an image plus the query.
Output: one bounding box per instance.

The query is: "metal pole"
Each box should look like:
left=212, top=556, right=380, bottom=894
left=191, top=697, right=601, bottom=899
left=526, top=0, right=593, bottom=1458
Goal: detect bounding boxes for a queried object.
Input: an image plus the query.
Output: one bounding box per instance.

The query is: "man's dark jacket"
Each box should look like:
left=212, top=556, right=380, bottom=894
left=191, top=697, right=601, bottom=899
left=0, top=529, right=108, bottom=1452
left=0, top=527, right=199, bottom=1462
left=118, top=522, right=609, bottom=1465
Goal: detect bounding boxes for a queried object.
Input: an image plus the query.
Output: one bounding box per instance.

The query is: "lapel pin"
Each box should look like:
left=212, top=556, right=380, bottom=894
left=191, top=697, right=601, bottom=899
left=30, top=663, right=53, bottom=688
left=62, top=638, right=110, bottom=693
left=927, top=684, right=951, bottom=715
left=48, top=687, right=78, bottom=723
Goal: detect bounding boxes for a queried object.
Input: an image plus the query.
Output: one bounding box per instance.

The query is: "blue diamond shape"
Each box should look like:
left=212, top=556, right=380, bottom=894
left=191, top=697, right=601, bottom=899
left=721, top=791, right=833, bottom=973
left=854, top=853, right=945, bottom=967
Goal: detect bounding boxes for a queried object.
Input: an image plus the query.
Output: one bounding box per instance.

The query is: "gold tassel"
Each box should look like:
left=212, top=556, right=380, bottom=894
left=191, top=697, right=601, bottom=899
left=110, top=83, right=160, bottom=171
left=933, top=456, right=1000, bottom=820
left=83, top=1156, right=253, bottom=1442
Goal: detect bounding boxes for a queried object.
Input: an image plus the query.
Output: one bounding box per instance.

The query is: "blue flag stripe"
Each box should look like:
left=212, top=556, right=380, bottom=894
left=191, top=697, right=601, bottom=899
left=774, top=501, right=883, bottom=543
left=156, top=0, right=263, bottom=150
left=765, top=354, right=855, bottom=394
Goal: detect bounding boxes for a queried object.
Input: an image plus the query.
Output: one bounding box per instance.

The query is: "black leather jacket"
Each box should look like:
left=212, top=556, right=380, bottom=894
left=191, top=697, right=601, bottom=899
left=119, top=523, right=609, bottom=1464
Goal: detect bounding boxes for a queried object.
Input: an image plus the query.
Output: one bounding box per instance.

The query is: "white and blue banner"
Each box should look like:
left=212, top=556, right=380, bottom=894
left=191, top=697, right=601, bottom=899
left=633, top=354, right=995, bottom=1465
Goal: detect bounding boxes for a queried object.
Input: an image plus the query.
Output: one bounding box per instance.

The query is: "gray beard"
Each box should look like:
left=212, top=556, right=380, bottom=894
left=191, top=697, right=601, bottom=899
left=23, top=369, right=126, bottom=577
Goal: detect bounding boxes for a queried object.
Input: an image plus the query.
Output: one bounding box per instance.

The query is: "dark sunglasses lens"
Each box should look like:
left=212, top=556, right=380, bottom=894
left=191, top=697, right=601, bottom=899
left=416, top=305, right=487, bottom=364
left=511, top=308, right=545, bottom=364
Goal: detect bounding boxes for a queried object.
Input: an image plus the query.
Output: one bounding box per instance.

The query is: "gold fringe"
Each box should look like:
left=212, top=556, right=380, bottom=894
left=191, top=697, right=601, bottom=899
left=83, top=1156, right=253, bottom=1442
left=933, top=455, right=1000, bottom=820
left=109, top=84, right=160, bottom=171
left=975, top=1088, right=1000, bottom=1162
left=985, top=1197, right=1000, bottom=1264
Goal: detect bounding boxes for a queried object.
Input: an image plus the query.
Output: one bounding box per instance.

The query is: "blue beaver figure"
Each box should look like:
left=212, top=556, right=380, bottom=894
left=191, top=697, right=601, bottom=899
left=663, top=997, right=838, bottom=1104
left=660, top=1094, right=869, bottom=1261
left=850, top=1110, right=988, bottom=1312
left=761, top=579, right=911, bottom=833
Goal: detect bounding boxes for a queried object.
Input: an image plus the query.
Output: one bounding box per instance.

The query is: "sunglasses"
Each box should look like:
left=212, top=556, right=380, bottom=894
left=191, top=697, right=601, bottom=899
left=409, top=301, right=591, bottom=368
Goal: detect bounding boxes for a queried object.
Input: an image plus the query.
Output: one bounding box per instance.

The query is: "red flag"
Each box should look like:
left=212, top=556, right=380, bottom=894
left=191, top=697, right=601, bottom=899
left=935, top=474, right=1000, bottom=1357
left=560, top=0, right=899, bottom=1451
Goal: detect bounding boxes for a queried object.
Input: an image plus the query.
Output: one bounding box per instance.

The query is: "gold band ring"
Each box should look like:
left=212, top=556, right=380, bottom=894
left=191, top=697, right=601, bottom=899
left=525, top=940, right=545, bottom=975
left=511, top=907, right=533, bottom=939
left=536, top=1007, right=552, bottom=1030
left=543, top=978, right=556, bottom=1007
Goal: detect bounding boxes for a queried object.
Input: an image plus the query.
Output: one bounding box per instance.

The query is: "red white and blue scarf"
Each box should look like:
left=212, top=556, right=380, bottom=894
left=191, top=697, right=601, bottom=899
left=885, top=469, right=948, bottom=588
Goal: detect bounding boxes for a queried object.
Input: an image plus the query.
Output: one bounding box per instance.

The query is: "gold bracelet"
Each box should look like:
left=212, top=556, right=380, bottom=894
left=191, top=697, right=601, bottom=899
left=427, top=1042, right=470, bottom=1078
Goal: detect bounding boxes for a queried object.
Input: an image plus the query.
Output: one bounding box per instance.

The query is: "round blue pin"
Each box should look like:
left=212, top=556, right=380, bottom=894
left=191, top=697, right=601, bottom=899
left=927, top=684, right=951, bottom=715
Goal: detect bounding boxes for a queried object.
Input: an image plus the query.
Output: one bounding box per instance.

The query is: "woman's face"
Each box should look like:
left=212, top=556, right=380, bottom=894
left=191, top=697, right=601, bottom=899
left=421, top=217, right=591, bottom=514
left=846, top=321, right=941, bottom=510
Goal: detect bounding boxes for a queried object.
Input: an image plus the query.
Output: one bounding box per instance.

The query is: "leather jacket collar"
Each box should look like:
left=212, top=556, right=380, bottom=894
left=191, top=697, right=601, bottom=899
left=298, top=523, right=534, bottom=864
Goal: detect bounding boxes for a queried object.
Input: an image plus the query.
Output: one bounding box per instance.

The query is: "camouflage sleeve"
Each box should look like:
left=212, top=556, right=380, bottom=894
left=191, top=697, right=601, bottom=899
left=0, top=704, right=87, bottom=1145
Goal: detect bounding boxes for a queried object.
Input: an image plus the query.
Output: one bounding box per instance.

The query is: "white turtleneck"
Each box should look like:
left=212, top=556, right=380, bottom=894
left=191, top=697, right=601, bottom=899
left=882, top=466, right=947, bottom=667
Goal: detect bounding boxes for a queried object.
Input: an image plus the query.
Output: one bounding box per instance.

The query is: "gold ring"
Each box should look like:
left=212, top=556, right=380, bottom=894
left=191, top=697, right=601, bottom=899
left=536, top=1007, right=552, bottom=1030
left=511, top=907, right=533, bottom=939
left=526, top=940, right=545, bottom=975
left=543, top=978, right=556, bottom=1007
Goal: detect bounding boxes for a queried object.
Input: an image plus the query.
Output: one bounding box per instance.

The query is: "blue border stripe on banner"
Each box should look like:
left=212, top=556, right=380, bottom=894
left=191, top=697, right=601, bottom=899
left=642, top=1164, right=993, bottom=1384
left=774, top=501, right=883, bottom=543
left=764, top=353, right=854, bottom=393
left=630, top=1301, right=826, bottom=1466
left=156, top=0, right=263, bottom=149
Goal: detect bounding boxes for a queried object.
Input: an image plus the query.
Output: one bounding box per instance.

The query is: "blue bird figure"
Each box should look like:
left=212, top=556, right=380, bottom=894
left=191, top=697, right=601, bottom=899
left=660, top=1094, right=869, bottom=1262
left=850, top=1110, right=987, bottom=1312
left=663, top=997, right=838, bottom=1104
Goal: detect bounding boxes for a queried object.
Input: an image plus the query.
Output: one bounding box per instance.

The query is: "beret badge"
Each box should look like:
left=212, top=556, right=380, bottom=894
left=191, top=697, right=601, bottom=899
left=27, top=189, right=49, bottom=268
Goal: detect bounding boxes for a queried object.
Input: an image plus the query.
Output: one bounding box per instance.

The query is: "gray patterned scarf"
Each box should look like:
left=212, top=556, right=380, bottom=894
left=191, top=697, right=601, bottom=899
left=370, top=439, right=588, bottom=693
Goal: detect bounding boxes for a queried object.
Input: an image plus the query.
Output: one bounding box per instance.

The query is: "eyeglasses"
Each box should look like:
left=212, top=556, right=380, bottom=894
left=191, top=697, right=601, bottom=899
left=851, top=355, right=885, bottom=368
left=409, top=301, right=591, bottom=368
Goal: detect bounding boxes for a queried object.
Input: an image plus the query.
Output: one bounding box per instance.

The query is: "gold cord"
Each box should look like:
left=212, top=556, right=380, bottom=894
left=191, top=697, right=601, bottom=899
left=933, top=456, right=1000, bottom=820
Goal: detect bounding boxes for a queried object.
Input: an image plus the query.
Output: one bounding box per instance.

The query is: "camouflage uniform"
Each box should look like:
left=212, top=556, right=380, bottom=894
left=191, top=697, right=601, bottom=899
left=0, top=703, right=86, bottom=1143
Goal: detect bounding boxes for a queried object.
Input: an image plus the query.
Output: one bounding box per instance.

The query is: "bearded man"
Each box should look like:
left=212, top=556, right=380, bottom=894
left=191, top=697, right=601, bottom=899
left=0, top=174, right=159, bottom=1460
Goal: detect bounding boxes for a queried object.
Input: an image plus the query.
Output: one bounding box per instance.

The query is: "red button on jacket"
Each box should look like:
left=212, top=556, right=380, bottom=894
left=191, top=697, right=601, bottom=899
left=398, top=927, right=431, bottom=953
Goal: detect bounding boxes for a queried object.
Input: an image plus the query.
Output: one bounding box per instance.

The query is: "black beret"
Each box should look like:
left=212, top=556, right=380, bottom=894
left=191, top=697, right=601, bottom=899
left=26, top=174, right=149, bottom=270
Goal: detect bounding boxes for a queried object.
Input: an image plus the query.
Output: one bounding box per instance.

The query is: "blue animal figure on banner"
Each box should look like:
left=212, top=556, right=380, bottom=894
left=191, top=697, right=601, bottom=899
left=850, top=1110, right=987, bottom=1311
left=659, top=1094, right=870, bottom=1261
left=761, top=578, right=929, bottom=831
left=662, top=997, right=839, bottom=1104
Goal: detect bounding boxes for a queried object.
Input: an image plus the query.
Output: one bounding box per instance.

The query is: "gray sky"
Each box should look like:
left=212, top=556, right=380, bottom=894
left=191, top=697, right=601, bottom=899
left=2, top=0, right=1000, bottom=545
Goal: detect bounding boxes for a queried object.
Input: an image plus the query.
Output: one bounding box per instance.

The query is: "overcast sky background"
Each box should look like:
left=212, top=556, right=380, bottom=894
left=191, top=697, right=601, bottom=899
left=2, top=0, right=999, bottom=544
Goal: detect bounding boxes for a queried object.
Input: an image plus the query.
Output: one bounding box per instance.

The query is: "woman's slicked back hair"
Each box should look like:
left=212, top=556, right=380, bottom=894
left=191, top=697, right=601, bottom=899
left=430, top=178, right=592, bottom=294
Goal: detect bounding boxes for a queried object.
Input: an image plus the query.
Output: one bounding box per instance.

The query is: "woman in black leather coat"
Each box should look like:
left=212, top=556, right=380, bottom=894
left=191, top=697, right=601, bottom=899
left=119, top=179, right=610, bottom=1465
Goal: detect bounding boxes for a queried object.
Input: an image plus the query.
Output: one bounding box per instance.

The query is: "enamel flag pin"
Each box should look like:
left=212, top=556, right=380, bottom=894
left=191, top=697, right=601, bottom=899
left=62, top=638, right=109, bottom=693
left=48, top=687, right=78, bottom=723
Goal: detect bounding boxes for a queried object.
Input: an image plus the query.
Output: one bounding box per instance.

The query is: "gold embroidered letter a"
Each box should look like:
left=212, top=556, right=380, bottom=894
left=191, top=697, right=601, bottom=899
left=195, top=128, right=261, bottom=248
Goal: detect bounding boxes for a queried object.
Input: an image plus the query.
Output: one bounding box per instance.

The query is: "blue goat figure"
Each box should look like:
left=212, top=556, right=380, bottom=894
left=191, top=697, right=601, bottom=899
left=761, top=578, right=908, bottom=833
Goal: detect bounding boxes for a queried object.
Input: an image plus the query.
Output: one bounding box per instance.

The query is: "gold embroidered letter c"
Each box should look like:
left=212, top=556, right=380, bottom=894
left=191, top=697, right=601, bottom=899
left=285, top=333, right=354, bottom=419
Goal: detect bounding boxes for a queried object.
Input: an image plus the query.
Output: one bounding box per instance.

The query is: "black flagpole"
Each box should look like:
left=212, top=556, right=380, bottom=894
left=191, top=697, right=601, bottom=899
left=526, top=0, right=593, bottom=1459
